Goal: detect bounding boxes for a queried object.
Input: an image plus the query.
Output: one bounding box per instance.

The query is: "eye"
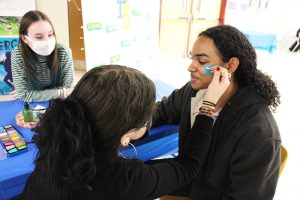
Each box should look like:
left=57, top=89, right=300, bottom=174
left=48, top=34, right=54, bottom=37
left=198, top=61, right=206, bottom=65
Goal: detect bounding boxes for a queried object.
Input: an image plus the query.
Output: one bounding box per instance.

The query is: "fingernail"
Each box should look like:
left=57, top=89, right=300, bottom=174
left=216, top=67, right=220, bottom=71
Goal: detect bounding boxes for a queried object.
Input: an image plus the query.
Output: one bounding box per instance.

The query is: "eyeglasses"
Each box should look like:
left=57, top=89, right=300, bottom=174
left=144, top=118, right=152, bottom=130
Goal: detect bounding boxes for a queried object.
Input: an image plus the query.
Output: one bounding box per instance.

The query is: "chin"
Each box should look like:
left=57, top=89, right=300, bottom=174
left=190, top=82, right=203, bottom=91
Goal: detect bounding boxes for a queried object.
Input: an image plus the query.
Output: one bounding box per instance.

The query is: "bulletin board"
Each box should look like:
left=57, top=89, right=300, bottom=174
left=0, top=0, right=35, bottom=95
left=81, top=0, right=160, bottom=71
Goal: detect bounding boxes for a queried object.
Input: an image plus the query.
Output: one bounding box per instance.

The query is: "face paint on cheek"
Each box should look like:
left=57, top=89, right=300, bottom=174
left=203, top=64, right=214, bottom=76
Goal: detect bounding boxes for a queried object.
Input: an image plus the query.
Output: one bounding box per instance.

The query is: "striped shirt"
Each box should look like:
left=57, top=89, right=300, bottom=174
left=11, top=43, right=74, bottom=102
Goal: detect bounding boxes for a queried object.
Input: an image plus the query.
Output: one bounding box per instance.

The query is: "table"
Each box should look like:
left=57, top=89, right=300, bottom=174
left=243, top=31, right=277, bottom=53
left=0, top=80, right=179, bottom=200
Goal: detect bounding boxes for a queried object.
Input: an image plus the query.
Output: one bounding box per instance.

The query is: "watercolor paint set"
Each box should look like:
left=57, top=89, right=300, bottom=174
left=0, top=125, right=28, bottom=158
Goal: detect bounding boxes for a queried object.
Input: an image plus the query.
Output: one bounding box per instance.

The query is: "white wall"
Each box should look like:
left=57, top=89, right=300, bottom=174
left=276, top=0, right=300, bottom=48
left=34, top=0, right=299, bottom=51
left=35, top=0, right=69, bottom=47
left=225, top=0, right=300, bottom=49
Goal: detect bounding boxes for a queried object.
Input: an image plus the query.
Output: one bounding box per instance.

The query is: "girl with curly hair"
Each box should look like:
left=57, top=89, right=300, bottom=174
left=155, top=25, right=281, bottom=200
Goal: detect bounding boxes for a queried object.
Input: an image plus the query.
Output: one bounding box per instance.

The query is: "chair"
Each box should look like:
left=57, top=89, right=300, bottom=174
left=279, top=145, right=288, bottom=176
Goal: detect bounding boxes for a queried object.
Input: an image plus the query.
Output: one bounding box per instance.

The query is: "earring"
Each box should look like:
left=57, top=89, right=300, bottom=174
left=118, top=142, right=138, bottom=159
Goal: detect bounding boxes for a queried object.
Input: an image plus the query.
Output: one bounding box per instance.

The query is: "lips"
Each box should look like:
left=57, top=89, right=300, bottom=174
left=190, top=74, right=201, bottom=81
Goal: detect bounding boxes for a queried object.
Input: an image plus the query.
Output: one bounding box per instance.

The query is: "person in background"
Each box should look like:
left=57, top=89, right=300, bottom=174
left=154, top=25, right=281, bottom=200
left=289, top=28, right=300, bottom=52
left=15, top=65, right=230, bottom=200
left=0, top=51, right=14, bottom=89
left=11, top=10, right=74, bottom=102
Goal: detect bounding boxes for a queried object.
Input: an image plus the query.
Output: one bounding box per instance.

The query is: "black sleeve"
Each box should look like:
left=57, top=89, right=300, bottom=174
left=221, top=109, right=281, bottom=200
left=124, top=114, right=213, bottom=200
left=222, top=140, right=281, bottom=200
left=153, top=82, right=192, bottom=126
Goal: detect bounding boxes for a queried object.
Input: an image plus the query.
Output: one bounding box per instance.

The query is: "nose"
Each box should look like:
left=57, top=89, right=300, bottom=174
left=188, top=60, right=202, bottom=73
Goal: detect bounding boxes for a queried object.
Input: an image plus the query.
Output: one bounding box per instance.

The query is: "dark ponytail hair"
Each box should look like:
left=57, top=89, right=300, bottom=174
left=33, top=98, right=96, bottom=198
left=33, top=65, right=156, bottom=199
left=199, top=25, right=280, bottom=111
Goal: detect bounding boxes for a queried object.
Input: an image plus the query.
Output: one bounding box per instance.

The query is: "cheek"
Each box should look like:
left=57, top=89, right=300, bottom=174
left=202, top=74, right=213, bottom=84
left=198, top=67, right=213, bottom=84
left=192, top=74, right=213, bottom=90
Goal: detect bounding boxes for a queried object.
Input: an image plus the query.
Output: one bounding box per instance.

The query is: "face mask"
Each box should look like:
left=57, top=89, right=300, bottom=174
left=25, top=36, right=56, bottom=56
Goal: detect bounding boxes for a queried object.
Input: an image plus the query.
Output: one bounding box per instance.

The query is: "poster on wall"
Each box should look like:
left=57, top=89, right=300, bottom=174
left=81, top=0, right=160, bottom=71
left=0, top=0, right=35, bottom=95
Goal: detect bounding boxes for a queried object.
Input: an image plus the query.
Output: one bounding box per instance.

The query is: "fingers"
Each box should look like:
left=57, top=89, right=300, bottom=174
left=9, top=90, right=17, bottom=95
left=210, top=66, right=230, bottom=83
left=204, top=66, right=231, bottom=104
left=9, top=90, right=18, bottom=99
left=220, top=68, right=230, bottom=84
left=210, top=66, right=230, bottom=84
left=66, top=88, right=74, bottom=96
left=211, top=66, right=222, bottom=83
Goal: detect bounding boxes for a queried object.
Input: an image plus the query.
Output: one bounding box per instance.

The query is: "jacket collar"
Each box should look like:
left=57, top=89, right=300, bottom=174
left=224, top=86, right=268, bottom=114
left=190, top=83, right=268, bottom=113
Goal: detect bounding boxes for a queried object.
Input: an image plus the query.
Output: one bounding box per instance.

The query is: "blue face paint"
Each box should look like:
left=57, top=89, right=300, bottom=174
left=203, top=64, right=214, bottom=75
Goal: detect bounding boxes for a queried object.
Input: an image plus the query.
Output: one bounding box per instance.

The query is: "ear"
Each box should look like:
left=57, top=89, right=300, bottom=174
left=21, top=34, right=29, bottom=44
left=225, top=57, right=239, bottom=74
left=120, top=133, right=130, bottom=147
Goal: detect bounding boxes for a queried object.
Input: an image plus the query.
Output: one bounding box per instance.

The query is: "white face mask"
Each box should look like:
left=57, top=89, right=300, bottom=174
left=25, top=36, right=56, bottom=56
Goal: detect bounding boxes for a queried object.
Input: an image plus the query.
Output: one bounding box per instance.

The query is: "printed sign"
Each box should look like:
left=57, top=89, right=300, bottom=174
left=0, top=16, right=20, bottom=94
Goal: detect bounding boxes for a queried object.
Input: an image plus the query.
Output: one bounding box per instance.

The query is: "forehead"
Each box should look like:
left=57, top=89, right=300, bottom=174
left=191, top=35, right=220, bottom=59
left=27, top=20, right=53, bottom=35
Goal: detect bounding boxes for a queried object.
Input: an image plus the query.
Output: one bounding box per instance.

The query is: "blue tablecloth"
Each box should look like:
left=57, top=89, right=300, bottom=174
left=0, top=80, right=179, bottom=200
left=243, top=31, right=277, bottom=53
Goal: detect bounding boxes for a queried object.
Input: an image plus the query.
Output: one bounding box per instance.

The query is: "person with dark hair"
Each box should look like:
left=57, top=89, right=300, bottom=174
left=16, top=64, right=230, bottom=200
left=0, top=51, right=14, bottom=88
left=289, top=28, right=300, bottom=52
left=11, top=10, right=74, bottom=102
left=155, top=25, right=281, bottom=200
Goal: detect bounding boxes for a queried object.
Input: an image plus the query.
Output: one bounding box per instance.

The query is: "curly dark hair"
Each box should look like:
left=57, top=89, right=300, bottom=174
left=199, top=25, right=280, bottom=111
left=33, top=65, right=156, bottom=199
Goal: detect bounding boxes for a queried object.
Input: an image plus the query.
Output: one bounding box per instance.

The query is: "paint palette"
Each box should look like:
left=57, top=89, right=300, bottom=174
left=0, top=125, right=28, bottom=157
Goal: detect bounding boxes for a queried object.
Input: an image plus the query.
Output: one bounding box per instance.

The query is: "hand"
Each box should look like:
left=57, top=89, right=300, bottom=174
left=59, top=88, right=74, bottom=99
left=204, top=66, right=230, bottom=104
left=9, top=90, right=18, bottom=99
left=0, top=54, right=6, bottom=62
left=66, top=88, right=73, bottom=97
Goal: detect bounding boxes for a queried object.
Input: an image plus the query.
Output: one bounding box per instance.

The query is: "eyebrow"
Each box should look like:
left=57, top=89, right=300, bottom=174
left=33, top=31, right=53, bottom=36
left=190, top=52, right=209, bottom=59
left=33, top=33, right=43, bottom=36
